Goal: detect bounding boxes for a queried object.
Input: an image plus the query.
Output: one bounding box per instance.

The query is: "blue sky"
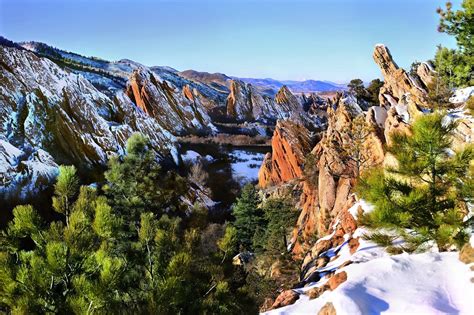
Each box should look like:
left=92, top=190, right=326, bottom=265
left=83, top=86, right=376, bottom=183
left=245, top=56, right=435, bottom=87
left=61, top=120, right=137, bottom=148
left=0, top=0, right=459, bottom=82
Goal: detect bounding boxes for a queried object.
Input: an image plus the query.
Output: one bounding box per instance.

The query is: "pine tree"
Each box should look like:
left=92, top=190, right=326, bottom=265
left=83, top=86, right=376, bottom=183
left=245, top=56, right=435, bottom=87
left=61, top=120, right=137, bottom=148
left=357, top=112, right=473, bottom=252
left=348, top=78, right=367, bottom=102
left=104, top=133, right=187, bottom=225
left=436, top=1, right=474, bottom=87
left=260, top=198, right=297, bottom=256
left=232, top=184, right=264, bottom=250
left=366, top=79, right=384, bottom=105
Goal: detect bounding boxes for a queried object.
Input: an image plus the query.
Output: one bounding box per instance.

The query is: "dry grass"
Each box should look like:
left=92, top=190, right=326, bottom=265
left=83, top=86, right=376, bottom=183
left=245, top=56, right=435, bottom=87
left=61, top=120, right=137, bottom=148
left=178, top=134, right=271, bottom=146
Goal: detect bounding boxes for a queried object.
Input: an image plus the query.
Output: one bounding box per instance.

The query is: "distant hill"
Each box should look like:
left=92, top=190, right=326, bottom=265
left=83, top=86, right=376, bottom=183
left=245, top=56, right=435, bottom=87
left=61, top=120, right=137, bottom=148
left=238, top=77, right=346, bottom=95
left=179, top=70, right=231, bottom=93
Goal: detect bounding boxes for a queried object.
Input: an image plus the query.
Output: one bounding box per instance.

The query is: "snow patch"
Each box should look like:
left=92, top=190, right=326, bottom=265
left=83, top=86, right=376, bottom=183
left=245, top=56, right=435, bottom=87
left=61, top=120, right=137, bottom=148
left=450, top=86, right=474, bottom=104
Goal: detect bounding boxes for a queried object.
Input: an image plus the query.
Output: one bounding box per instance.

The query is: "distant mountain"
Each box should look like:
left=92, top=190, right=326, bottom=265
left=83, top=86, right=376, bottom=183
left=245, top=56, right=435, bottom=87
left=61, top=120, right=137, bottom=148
left=238, top=77, right=346, bottom=96
left=179, top=70, right=232, bottom=94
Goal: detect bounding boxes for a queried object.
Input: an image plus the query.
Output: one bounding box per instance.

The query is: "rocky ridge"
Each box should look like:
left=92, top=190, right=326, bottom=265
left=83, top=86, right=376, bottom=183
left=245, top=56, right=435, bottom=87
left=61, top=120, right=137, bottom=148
left=0, top=45, right=181, bottom=197
left=259, top=44, right=474, bottom=312
left=226, top=80, right=304, bottom=123
left=125, top=68, right=215, bottom=135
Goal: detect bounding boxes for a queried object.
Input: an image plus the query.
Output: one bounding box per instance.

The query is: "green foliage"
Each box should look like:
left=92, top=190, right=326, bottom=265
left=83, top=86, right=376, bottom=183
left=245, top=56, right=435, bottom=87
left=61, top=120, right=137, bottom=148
left=434, top=46, right=473, bottom=87
left=232, top=184, right=264, bottom=250
left=348, top=78, right=383, bottom=105
left=366, top=78, right=384, bottom=105
left=435, top=1, right=474, bottom=87
left=409, top=61, right=421, bottom=78
left=426, top=74, right=454, bottom=109
left=348, top=78, right=367, bottom=102
left=104, top=133, right=187, bottom=225
left=0, top=134, right=256, bottom=314
left=258, top=198, right=298, bottom=256
left=438, top=0, right=474, bottom=54
left=218, top=225, right=238, bottom=261
left=466, top=96, right=474, bottom=115
left=357, top=112, right=473, bottom=251
left=52, top=165, right=79, bottom=226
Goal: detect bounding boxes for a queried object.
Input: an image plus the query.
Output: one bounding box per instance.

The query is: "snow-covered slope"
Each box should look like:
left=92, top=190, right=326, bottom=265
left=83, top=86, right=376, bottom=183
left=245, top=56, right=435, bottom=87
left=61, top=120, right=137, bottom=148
left=268, top=250, right=473, bottom=314
left=19, top=41, right=228, bottom=107
left=0, top=45, right=176, bottom=197
left=265, top=201, right=474, bottom=315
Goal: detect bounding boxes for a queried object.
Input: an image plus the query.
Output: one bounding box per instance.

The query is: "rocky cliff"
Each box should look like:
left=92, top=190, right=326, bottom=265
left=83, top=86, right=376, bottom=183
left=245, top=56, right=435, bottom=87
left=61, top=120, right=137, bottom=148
left=226, top=80, right=304, bottom=122
left=260, top=44, right=474, bottom=312
left=0, top=45, right=176, bottom=197
left=373, top=44, right=429, bottom=109
left=258, top=120, right=314, bottom=188
left=126, top=68, right=215, bottom=135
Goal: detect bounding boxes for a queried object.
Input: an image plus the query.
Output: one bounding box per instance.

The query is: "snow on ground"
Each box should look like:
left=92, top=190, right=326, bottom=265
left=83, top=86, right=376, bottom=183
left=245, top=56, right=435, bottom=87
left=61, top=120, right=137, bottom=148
left=229, top=149, right=265, bottom=183
left=450, top=86, right=474, bottom=104
left=265, top=199, right=474, bottom=315
left=267, top=251, right=473, bottom=315
left=181, top=150, right=214, bottom=163
left=372, top=106, right=388, bottom=128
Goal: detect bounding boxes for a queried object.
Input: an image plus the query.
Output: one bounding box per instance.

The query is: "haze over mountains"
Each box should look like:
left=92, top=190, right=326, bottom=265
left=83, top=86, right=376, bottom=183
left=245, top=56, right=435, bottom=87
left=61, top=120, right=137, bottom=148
left=178, top=69, right=346, bottom=96
left=5, top=37, right=346, bottom=96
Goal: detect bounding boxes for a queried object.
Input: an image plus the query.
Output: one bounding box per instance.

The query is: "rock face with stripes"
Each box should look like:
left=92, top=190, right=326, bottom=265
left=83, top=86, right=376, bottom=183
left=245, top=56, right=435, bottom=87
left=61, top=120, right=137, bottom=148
left=258, top=119, right=313, bottom=188
left=125, top=68, right=216, bottom=135
left=373, top=44, right=428, bottom=108
left=226, top=80, right=303, bottom=122
left=0, top=45, right=176, bottom=197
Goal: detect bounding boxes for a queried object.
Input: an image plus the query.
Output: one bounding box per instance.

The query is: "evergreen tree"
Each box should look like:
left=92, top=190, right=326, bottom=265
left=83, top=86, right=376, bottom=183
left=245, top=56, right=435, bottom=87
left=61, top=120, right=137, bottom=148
left=0, top=167, right=126, bottom=313
left=366, top=79, right=384, bottom=105
left=104, top=133, right=187, bottom=225
left=436, top=1, right=474, bottom=86
left=347, top=78, right=367, bottom=102
left=232, top=184, right=264, bottom=251
left=259, top=198, right=297, bottom=256
left=426, top=75, right=454, bottom=109
left=357, top=112, right=474, bottom=252
left=1, top=135, right=257, bottom=314
left=437, top=0, right=473, bottom=55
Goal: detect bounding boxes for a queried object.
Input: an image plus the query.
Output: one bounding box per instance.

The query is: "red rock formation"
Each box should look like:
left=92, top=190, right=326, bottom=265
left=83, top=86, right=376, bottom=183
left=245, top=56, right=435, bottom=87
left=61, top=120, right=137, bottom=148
left=126, top=69, right=214, bottom=135
left=290, top=95, right=384, bottom=255
left=258, top=120, right=313, bottom=187
left=226, top=80, right=303, bottom=121
left=373, top=44, right=428, bottom=108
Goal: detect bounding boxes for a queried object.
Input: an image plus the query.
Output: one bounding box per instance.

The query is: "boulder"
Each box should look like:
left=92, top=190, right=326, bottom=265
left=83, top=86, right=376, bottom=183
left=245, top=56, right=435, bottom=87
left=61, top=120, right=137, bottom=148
left=328, top=271, right=347, bottom=290
left=348, top=238, right=360, bottom=254
left=459, top=243, right=474, bottom=264
left=318, top=302, right=337, bottom=315
left=270, top=290, right=300, bottom=310
left=307, top=284, right=329, bottom=300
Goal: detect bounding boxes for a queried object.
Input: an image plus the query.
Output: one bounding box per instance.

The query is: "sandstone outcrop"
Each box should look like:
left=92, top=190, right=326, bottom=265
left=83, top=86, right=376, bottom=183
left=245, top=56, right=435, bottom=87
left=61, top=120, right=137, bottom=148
left=291, top=95, right=384, bottom=254
left=258, top=119, right=313, bottom=187
left=126, top=68, right=215, bottom=135
left=226, top=80, right=303, bottom=122
left=373, top=44, right=428, bottom=108
left=0, top=45, right=176, bottom=197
